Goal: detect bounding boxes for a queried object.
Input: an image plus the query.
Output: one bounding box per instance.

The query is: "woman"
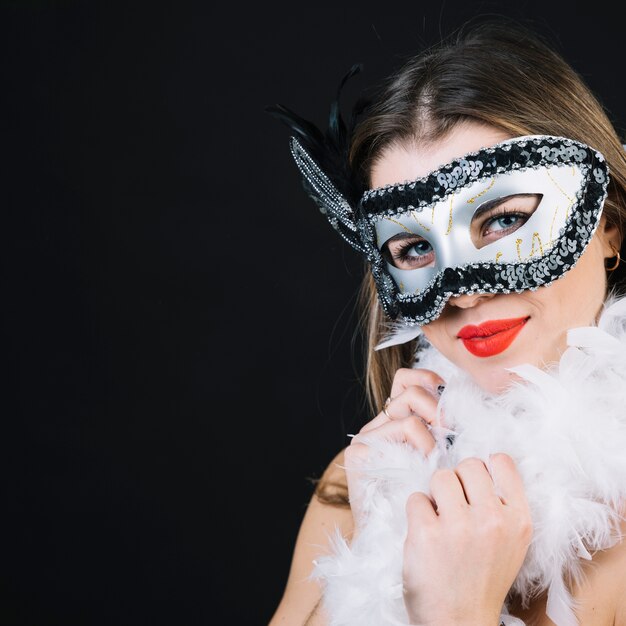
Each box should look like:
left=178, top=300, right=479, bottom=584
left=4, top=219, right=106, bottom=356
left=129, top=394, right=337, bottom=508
left=267, top=19, right=626, bottom=626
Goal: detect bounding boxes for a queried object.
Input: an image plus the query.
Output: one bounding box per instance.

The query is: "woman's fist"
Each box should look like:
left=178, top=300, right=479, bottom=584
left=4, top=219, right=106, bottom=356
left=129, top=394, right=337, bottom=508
left=402, top=454, right=532, bottom=626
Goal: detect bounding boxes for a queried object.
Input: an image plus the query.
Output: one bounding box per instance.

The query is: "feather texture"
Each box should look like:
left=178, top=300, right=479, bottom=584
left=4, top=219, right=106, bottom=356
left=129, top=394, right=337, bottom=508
left=266, top=65, right=371, bottom=252
left=312, top=295, right=626, bottom=626
left=265, top=63, right=367, bottom=207
left=374, top=321, right=422, bottom=350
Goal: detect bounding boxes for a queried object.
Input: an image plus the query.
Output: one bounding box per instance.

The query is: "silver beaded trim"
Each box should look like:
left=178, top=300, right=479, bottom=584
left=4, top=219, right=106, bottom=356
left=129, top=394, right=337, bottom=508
left=289, top=136, right=364, bottom=253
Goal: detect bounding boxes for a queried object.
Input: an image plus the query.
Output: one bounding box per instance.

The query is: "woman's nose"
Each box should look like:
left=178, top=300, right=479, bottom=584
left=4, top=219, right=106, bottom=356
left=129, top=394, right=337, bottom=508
left=447, top=292, right=496, bottom=309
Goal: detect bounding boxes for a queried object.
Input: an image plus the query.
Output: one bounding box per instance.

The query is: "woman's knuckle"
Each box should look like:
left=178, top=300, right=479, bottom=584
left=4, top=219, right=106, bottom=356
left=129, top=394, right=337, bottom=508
left=404, top=385, right=420, bottom=401
left=422, top=369, right=444, bottom=386
left=430, top=468, right=454, bottom=486
left=404, top=416, right=424, bottom=435
left=406, top=491, right=425, bottom=507
left=409, top=385, right=434, bottom=404
left=457, top=456, right=484, bottom=471
left=394, top=367, right=412, bottom=382
left=395, top=367, right=442, bottom=388
left=491, top=452, right=514, bottom=467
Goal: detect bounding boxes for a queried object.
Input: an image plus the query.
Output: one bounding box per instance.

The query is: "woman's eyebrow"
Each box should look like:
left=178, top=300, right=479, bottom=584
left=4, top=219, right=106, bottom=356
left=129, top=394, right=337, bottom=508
left=383, top=232, right=422, bottom=245
left=471, top=193, right=538, bottom=221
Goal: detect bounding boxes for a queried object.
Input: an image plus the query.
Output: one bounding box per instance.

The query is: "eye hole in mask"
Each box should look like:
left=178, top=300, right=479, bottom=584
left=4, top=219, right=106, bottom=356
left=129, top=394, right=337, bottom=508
left=381, top=193, right=543, bottom=270
left=470, top=192, right=543, bottom=249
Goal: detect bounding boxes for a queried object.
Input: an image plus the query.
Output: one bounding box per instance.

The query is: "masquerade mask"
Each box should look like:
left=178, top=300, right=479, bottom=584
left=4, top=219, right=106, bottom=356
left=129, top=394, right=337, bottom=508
left=290, top=134, right=609, bottom=325
left=360, top=135, right=609, bottom=324
left=267, top=72, right=609, bottom=327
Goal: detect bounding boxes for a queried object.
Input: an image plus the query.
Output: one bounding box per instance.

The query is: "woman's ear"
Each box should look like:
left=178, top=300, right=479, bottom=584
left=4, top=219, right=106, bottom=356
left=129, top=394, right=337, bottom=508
left=598, top=215, right=622, bottom=259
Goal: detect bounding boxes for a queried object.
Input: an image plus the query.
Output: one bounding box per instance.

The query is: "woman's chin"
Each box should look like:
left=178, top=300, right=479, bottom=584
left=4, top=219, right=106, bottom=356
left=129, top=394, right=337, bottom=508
left=431, top=344, right=525, bottom=394
left=466, top=362, right=529, bottom=395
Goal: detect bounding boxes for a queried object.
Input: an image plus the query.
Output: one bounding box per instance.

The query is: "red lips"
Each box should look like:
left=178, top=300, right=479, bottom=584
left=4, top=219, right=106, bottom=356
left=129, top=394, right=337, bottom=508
left=457, top=316, right=529, bottom=358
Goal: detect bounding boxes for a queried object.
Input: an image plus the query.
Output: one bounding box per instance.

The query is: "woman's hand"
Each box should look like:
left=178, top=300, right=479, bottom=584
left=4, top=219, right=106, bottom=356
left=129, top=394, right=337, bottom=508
left=344, top=367, right=445, bottom=525
left=402, top=454, right=533, bottom=626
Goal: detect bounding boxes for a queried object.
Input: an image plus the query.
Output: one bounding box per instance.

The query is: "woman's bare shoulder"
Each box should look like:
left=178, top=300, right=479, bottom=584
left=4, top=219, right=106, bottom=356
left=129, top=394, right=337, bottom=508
left=570, top=516, right=626, bottom=625
left=593, top=520, right=626, bottom=625
left=268, top=448, right=354, bottom=626
left=312, top=447, right=349, bottom=505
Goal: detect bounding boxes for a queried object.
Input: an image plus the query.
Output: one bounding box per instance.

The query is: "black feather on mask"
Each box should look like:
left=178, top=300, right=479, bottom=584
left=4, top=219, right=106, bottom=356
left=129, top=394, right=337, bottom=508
left=265, top=63, right=370, bottom=253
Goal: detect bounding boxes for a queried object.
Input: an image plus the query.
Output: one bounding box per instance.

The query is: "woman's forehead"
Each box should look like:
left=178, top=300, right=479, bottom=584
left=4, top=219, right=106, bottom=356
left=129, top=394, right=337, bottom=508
left=370, top=124, right=513, bottom=189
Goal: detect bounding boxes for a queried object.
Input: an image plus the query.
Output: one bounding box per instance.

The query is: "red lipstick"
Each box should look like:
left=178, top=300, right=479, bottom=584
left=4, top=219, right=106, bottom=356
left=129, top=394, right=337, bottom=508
left=457, top=316, right=529, bottom=358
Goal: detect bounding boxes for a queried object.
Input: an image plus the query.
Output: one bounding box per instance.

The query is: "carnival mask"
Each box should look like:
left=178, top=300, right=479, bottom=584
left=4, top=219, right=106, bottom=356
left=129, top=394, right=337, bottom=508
left=289, top=134, right=608, bottom=325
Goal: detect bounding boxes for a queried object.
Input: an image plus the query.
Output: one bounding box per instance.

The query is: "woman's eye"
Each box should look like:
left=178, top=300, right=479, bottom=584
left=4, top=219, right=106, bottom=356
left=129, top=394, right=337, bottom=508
left=470, top=193, right=541, bottom=249
left=384, top=238, right=435, bottom=269
left=485, top=213, right=525, bottom=233
left=406, top=240, right=433, bottom=256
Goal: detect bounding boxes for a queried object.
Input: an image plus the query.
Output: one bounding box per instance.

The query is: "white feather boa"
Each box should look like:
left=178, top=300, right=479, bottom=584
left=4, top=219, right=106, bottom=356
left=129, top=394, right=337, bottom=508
left=311, top=295, right=626, bottom=626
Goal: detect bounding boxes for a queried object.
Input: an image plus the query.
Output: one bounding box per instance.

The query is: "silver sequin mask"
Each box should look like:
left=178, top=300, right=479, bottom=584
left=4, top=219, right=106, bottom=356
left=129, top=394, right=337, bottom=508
left=289, top=134, right=609, bottom=324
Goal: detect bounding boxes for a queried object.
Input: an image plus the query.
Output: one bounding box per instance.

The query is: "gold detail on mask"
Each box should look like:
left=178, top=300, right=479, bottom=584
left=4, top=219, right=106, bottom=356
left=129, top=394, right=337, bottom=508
left=548, top=199, right=574, bottom=246
left=410, top=211, right=431, bottom=232
left=467, top=178, right=495, bottom=204
left=495, top=251, right=503, bottom=263
left=445, top=197, right=453, bottom=235
left=548, top=204, right=559, bottom=244
left=516, top=232, right=544, bottom=261
left=546, top=169, right=574, bottom=203
left=383, top=217, right=419, bottom=234
left=530, top=232, right=544, bottom=257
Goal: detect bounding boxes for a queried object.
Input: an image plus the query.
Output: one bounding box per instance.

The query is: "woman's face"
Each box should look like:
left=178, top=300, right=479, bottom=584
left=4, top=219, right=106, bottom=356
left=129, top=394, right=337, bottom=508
left=371, top=122, right=621, bottom=393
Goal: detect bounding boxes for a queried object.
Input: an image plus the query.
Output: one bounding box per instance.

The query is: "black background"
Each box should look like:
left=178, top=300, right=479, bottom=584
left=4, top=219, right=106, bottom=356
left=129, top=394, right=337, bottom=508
left=2, top=2, right=626, bottom=625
